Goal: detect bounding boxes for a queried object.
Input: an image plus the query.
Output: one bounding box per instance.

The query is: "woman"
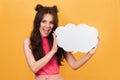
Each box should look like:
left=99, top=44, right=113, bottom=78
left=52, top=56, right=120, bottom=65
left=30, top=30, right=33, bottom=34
left=23, top=4, right=100, bottom=80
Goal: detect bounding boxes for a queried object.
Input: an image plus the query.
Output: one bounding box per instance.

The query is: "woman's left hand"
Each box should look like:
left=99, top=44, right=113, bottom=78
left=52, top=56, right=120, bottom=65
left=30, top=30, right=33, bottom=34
left=88, top=37, right=100, bottom=56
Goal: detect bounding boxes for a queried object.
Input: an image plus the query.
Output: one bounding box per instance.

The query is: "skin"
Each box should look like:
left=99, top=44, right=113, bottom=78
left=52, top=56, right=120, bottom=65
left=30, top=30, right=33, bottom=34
left=23, top=13, right=100, bottom=73
left=39, top=14, right=54, bottom=37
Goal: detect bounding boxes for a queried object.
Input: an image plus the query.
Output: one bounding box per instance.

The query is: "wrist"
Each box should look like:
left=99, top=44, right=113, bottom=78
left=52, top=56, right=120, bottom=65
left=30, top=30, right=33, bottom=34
left=50, top=50, right=56, bottom=55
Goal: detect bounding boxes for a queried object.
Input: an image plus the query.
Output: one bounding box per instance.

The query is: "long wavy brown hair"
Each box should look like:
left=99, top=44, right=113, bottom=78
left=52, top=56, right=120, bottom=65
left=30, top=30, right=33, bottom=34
left=30, top=4, right=66, bottom=65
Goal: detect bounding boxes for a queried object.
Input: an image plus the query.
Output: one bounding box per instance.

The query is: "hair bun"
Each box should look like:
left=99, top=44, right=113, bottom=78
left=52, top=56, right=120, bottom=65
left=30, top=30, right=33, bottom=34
left=35, top=4, right=43, bottom=12
left=52, top=5, right=58, bottom=13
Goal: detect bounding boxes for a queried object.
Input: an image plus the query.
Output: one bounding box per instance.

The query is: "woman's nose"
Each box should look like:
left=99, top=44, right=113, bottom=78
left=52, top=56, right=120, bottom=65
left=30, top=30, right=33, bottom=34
left=46, top=23, right=50, bottom=27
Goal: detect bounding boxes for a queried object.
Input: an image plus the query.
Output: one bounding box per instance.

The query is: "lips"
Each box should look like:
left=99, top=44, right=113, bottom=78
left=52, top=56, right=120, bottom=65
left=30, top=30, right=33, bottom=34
left=43, top=28, right=51, bottom=35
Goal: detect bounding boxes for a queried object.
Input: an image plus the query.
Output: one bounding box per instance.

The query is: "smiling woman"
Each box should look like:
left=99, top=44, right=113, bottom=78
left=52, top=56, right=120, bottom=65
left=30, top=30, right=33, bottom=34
left=40, top=14, right=54, bottom=37
left=0, top=0, right=120, bottom=80
left=23, top=4, right=99, bottom=80
left=23, top=4, right=66, bottom=80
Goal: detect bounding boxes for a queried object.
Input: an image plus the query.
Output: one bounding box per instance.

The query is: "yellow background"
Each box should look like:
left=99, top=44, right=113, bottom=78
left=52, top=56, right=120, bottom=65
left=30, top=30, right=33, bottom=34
left=0, top=0, right=120, bottom=80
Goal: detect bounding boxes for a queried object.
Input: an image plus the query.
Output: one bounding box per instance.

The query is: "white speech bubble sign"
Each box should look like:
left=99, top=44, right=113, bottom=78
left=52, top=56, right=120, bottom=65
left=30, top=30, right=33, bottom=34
left=55, top=24, right=98, bottom=53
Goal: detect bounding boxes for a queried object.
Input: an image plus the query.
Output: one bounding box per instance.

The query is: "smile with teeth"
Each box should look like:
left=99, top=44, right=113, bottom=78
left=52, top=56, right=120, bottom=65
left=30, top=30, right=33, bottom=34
left=43, top=28, right=51, bottom=34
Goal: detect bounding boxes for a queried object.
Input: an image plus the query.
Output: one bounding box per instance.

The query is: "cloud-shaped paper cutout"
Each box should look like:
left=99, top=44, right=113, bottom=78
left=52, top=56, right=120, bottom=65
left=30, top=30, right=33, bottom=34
left=55, top=24, right=98, bottom=53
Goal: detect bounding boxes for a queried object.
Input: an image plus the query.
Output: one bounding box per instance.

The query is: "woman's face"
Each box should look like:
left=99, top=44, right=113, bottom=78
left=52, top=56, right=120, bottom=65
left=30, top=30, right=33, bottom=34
left=39, top=13, right=54, bottom=37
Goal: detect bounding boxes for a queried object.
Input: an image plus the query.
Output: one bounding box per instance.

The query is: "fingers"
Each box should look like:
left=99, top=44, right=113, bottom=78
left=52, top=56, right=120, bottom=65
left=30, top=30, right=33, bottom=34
left=52, top=31, right=57, bottom=44
left=52, top=31, right=57, bottom=39
left=93, top=36, right=100, bottom=50
left=88, top=37, right=100, bottom=55
left=52, top=31, right=58, bottom=45
left=51, top=31, right=58, bottom=53
left=97, top=36, right=100, bottom=44
left=96, top=36, right=100, bottom=48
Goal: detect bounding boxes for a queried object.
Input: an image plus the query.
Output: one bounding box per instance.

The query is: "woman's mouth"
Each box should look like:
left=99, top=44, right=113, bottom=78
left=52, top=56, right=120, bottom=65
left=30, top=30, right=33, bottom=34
left=43, top=28, right=51, bottom=34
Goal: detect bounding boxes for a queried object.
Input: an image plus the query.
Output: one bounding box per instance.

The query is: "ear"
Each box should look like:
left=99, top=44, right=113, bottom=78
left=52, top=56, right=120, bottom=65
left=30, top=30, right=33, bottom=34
left=52, top=5, right=58, bottom=13
left=35, top=4, right=43, bottom=12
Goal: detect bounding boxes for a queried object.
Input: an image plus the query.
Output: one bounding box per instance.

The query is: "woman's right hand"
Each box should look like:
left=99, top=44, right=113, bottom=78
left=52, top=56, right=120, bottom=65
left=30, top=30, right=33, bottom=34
left=51, top=32, right=58, bottom=53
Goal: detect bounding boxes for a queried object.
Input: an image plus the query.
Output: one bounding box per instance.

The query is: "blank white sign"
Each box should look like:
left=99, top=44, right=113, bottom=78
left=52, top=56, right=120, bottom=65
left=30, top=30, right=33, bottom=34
left=55, top=24, right=98, bottom=53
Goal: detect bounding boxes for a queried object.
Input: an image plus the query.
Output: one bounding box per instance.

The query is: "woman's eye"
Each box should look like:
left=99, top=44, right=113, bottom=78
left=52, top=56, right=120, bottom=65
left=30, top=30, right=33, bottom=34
left=50, top=21, right=54, bottom=24
left=41, top=20, right=46, bottom=23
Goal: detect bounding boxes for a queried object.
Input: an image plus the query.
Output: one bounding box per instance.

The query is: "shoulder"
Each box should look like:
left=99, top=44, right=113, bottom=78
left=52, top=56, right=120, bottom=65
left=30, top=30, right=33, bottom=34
left=23, top=38, right=32, bottom=53
left=23, top=38, right=31, bottom=49
left=24, top=38, right=30, bottom=45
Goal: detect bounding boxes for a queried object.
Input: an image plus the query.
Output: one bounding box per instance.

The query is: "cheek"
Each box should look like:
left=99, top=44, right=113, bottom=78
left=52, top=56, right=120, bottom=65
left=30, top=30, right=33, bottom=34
left=40, top=23, right=44, bottom=27
left=51, top=24, right=54, bottom=29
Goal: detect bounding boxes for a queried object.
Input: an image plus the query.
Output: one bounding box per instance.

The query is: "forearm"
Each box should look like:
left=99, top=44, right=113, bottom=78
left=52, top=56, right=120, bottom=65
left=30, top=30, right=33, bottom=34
left=65, top=37, right=99, bottom=70
left=24, top=38, right=58, bottom=73
left=30, top=51, right=55, bottom=73
left=73, top=53, right=93, bottom=70
left=73, top=41, right=99, bottom=70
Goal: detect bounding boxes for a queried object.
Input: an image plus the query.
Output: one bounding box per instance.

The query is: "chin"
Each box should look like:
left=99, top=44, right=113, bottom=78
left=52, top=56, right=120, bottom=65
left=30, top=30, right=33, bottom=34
left=42, top=34, right=49, bottom=37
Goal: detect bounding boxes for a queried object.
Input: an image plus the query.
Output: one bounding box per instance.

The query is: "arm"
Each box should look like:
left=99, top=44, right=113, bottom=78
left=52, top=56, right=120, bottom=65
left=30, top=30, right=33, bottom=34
left=64, top=38, right=100, bottom=70
left=23, top=33, right=58, bottom=73
left=64, top=52, right=94, bottom=70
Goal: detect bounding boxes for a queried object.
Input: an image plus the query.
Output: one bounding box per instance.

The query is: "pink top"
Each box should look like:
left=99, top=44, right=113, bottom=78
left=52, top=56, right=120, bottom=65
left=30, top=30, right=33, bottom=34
left=36, top=37, right=59, bottom=75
